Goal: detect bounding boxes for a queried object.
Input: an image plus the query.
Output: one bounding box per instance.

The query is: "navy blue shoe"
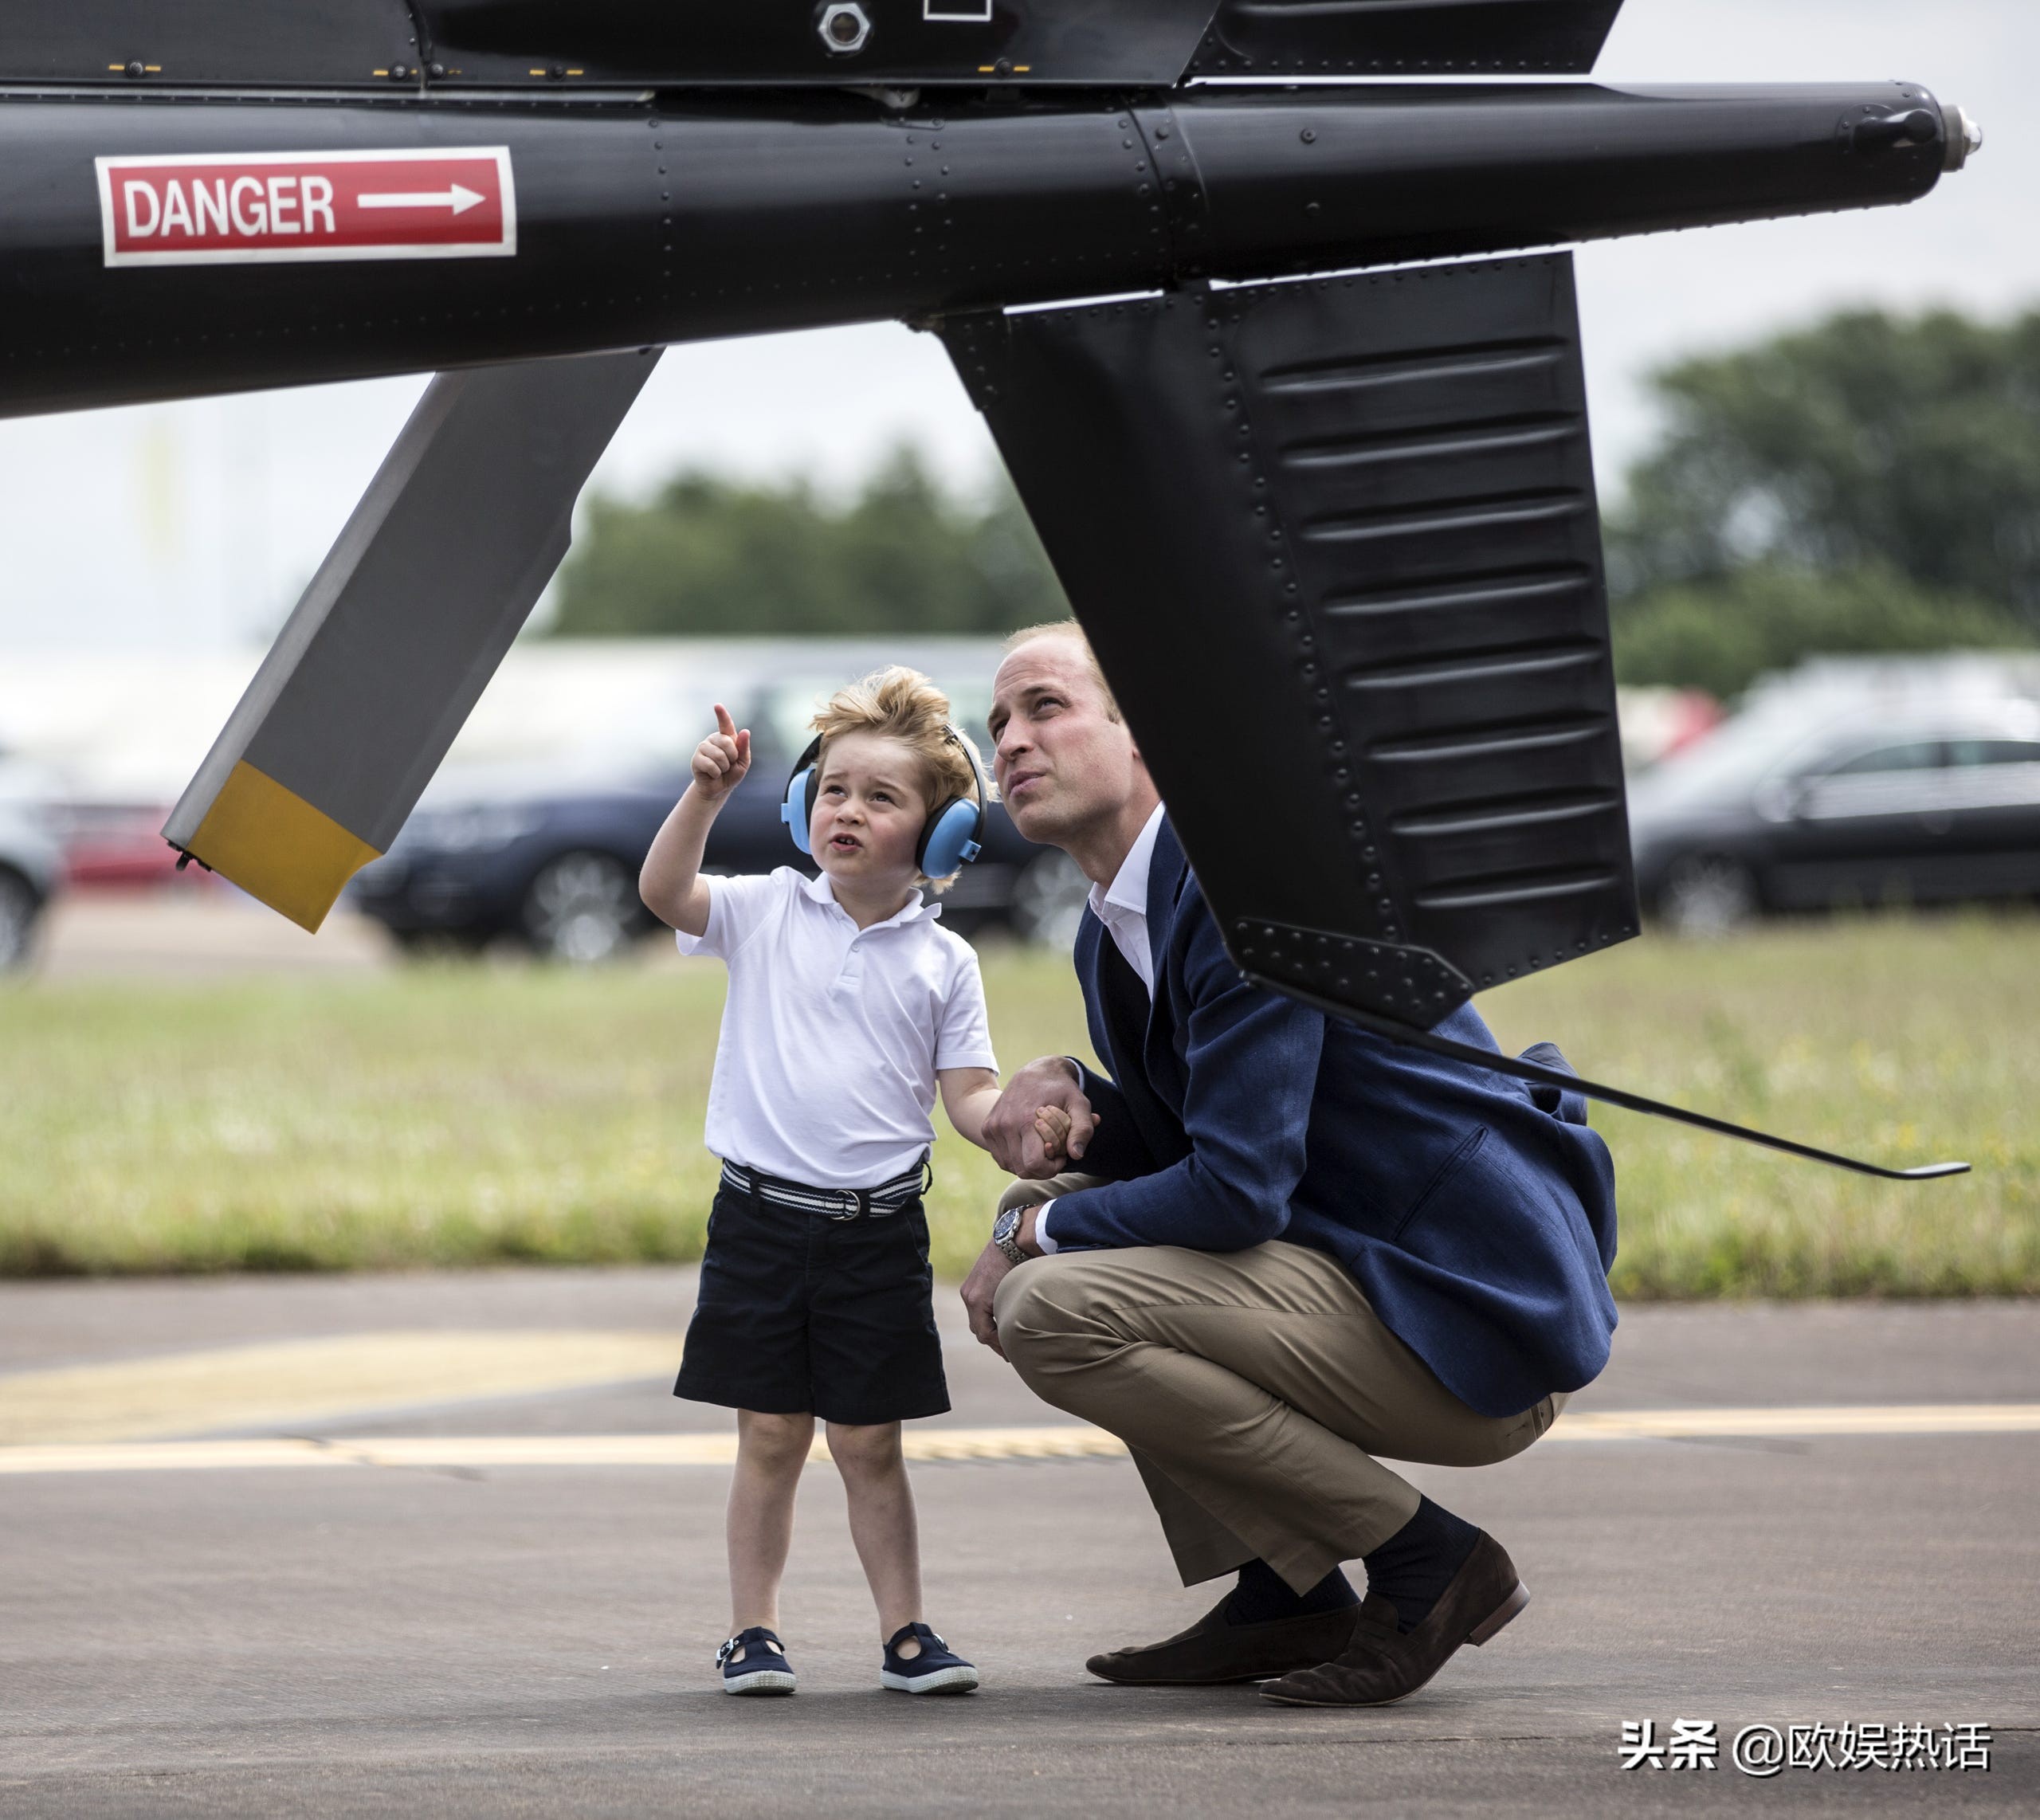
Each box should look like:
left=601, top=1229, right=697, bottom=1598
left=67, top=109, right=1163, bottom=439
left=881, top=1622, right=979, bottom=1695
left=717, top=1626, right=796, bottom=1696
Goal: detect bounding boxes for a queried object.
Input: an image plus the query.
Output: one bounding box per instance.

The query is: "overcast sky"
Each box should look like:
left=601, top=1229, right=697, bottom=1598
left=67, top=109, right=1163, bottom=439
left=0, top=0, right=2030, bottom=653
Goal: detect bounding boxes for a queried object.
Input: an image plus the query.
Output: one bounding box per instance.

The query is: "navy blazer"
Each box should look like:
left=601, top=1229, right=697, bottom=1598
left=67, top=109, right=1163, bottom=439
left=1049, top=818, right=1618, bottom=1419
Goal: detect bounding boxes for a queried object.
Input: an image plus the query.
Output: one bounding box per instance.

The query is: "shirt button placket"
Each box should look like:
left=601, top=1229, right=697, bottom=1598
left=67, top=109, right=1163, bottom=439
left=836, top=928, right=865, bottom=997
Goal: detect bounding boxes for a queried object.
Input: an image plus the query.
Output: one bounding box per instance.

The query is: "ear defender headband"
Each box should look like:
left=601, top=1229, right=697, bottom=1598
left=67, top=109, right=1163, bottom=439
left=781, top=728, right=987, bottom=876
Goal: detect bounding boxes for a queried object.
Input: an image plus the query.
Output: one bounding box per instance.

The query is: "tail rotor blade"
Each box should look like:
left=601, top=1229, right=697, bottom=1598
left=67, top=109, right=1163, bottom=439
left=163, top=347, right=659, bottom=930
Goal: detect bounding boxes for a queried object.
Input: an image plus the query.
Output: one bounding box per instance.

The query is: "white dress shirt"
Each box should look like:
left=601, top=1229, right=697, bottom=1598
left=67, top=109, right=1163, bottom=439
left=1034, top=803, right=1164, bottom=1253
left=1088, top=801, right=1164, bottom=997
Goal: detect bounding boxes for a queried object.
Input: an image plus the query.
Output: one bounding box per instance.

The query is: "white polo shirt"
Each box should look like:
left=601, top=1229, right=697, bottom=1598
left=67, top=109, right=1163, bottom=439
left=677, top=868, right=997, bottom=1190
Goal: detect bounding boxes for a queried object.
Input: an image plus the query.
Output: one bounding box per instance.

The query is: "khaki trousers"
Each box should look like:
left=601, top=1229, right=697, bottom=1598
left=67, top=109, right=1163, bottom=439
left=992, top=1180, right=1565, bottom=1594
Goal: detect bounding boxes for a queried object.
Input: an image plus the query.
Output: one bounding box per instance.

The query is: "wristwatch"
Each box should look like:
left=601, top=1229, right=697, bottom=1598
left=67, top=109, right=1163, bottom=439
left=991, top=1205, right=1027, bottom=1266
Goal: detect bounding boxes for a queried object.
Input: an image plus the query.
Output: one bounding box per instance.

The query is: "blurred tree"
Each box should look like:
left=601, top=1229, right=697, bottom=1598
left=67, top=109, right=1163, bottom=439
left=547, top=447, right=1067, bottom=636
left=1610, top=308, right=2040, bottom=623
left=1611, top=561, right=2028, bottom=700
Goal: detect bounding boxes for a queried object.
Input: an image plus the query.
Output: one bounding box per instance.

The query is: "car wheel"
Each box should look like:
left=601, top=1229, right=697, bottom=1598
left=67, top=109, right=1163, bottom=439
left=521, top=852, right=643, bottom=963
left=1658, top=853, right=1759, bottom=937
left=1009, top=849, right=1090, bottom=951
left=0, top=869, right=40, bottom=971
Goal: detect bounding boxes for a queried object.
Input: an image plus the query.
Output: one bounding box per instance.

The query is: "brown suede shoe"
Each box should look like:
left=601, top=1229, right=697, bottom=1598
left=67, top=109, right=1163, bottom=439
left=1085, top=1594, right=1363, bottom=1686
left=1257, top=1532, right=1528, bottom=1708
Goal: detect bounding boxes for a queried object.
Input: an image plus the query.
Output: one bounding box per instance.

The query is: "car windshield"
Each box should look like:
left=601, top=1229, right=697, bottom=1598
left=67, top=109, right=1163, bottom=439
left=1628, top=697, right=1846, bottom=813
left=1820, top=741, right=1944, bottom=776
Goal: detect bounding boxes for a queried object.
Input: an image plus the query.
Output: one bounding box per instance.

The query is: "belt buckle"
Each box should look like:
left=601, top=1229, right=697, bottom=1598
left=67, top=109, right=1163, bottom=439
left=824, top=1190, right=862, bottom=1222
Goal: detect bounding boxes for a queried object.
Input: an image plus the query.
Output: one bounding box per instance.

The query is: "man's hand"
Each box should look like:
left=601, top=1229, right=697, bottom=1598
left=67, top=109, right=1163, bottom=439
left=959, top=1240, right=1014, bottom=1359
left=690, top=703, right=752, bottom=805
left=984, top=1057, right=1099, bottom=1178
left=959, top=1205, right=1042, bottom=1360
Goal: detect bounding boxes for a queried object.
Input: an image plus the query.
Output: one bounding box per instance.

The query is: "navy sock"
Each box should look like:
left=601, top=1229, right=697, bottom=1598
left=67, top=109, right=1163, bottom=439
left=1362, top=1496, right=1481, bottom=1634
left=1223, top=1558, right=1358, bottom=1626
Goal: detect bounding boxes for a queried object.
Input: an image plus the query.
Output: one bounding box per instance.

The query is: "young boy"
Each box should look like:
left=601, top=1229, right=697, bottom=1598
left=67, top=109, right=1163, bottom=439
left=639, top=667, right=1003, bottom=1698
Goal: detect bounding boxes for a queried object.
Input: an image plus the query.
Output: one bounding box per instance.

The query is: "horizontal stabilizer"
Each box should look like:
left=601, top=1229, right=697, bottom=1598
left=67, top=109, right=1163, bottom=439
left=1189, top=0, right=1626, bottom=76
left=414, top=1, right=1218, bottom=90
left=163, top=347, right=657, bottom=930
left=0, top=1, right=1623, bottom=88
left=0, top=0, right=418, bottom=86
left=944, top=253, right=1635, bottom=1028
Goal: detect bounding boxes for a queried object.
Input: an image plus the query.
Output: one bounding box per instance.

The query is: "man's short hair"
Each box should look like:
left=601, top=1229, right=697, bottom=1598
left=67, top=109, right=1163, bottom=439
left=1000, top=620, right=1121, bottom=724
left=809, top=665, right=988, bottom=889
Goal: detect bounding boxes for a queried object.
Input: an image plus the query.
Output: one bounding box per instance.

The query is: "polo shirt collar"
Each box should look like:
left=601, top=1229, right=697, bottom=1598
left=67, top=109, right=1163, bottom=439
left=800, top=869, right=937, bottom=928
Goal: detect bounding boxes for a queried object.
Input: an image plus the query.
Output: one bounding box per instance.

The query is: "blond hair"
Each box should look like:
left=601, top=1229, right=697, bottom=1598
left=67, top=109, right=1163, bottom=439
left=1000, top=620, right=1120, bottom=722
left=810, top=666, right=988, bottom=890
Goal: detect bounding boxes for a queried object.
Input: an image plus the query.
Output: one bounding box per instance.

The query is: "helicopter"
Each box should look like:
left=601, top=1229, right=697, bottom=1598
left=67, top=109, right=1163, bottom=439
left=0, top=2, right=1983, bottom=1175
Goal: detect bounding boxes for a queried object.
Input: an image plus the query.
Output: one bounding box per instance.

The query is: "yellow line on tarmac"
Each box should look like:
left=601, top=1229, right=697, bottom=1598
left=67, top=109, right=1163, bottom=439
left=1548, top=1403, right=2040, bottom=1441
left=0, top=1331, right=682, bottom=1446
left=0, top=1427, right=1125, bottom=1476
left=0, top=1408, right=2034, bottom=1476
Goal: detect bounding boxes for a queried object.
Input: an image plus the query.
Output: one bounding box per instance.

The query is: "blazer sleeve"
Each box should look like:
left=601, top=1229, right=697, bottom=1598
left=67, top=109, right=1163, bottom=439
left=1038, top=893, right=1325, bottom=1253
left=1065, top=1061, right=1163, bottom=1183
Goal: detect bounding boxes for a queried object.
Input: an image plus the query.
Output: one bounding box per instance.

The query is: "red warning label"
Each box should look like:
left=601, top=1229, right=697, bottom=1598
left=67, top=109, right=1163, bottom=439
left=96, top=148, right=516, bottom=268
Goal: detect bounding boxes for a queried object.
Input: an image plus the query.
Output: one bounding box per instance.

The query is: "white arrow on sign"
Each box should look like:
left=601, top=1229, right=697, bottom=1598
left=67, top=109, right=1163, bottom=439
left=355, top=183, right=486, bottom=215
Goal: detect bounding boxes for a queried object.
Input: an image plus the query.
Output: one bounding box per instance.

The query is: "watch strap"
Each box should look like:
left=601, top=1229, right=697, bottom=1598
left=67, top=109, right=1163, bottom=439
left=992, top=1206, right=1026, bottom=1266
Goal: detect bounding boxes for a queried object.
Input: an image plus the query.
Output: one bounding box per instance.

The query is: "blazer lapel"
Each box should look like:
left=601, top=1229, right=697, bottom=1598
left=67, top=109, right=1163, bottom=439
left=1079, top=907, right=1150, bottom=1087
left=1141, top=819, right=1190, bottom=1088
left=1146, top=817, right=1187, bottom=934
left=1075, top=818, right=1195, bottom=1165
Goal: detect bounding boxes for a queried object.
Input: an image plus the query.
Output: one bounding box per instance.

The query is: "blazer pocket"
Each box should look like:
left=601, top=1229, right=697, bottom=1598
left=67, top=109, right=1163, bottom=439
left=1391, top=1126, right=1489, bottom=1244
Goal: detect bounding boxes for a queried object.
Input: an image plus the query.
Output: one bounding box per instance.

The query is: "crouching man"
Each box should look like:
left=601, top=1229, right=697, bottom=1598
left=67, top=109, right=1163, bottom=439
left=962, top=622, right=1618, bottom=1708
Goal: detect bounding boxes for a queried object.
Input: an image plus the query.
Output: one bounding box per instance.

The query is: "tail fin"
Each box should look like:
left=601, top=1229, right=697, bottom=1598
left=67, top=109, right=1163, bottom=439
left=946, top=253, right=1632, bottom=1026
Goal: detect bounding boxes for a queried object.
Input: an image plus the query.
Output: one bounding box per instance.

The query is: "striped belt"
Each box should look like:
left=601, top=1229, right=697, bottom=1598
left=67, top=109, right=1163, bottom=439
left=719, top=1154, right=930, bottom=1221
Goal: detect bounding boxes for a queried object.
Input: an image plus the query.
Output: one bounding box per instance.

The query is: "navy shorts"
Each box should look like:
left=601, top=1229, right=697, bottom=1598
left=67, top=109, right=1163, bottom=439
left=675, top=1175, right=951, bottom=1426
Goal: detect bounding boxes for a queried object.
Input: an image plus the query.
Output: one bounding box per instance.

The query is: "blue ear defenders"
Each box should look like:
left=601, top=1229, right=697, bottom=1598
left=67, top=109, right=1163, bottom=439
left=781, top=728, right=987, bottom=876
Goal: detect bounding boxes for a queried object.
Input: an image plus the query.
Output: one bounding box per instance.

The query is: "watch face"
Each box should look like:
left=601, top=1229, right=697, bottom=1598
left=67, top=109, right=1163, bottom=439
left=993, top=1207, right=1021, bottom=1245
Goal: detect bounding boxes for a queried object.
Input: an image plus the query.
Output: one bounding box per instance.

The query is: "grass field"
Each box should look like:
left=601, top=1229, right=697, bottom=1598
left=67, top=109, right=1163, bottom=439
left=2, top=915, right=2036, bottom=1296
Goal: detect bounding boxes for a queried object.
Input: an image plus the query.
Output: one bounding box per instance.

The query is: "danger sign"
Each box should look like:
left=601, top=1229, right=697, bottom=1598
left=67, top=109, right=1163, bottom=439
left=96, top=148, right=516, bottom=268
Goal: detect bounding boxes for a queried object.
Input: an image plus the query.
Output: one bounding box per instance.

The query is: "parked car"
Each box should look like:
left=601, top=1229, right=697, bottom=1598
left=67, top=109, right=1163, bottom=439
left=54, top=799, right=192, bottom=891
left=349, top=656, right=1089, bottom=960
left=1630, top=686, right=2040, bottom=934
left=0, top=748, right=62, bottom=971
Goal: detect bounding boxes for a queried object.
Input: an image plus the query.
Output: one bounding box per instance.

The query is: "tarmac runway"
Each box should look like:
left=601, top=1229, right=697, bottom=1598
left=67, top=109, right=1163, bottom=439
left=2, top=1270, right=2034, bottom=1818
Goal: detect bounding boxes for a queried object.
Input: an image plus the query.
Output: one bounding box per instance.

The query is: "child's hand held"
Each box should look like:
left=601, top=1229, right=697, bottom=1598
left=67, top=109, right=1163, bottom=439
left=1033, top=1104, right=1073, bottom=1163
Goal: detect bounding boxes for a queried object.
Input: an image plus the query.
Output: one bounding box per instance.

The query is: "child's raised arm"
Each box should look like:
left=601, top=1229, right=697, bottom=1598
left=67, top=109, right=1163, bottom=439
left=639, top=704, right=751, bottom=936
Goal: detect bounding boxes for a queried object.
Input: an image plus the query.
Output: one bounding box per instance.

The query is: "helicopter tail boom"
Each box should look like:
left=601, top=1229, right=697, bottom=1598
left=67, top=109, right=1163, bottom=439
left=0, top=80, right=1957, bottom=422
